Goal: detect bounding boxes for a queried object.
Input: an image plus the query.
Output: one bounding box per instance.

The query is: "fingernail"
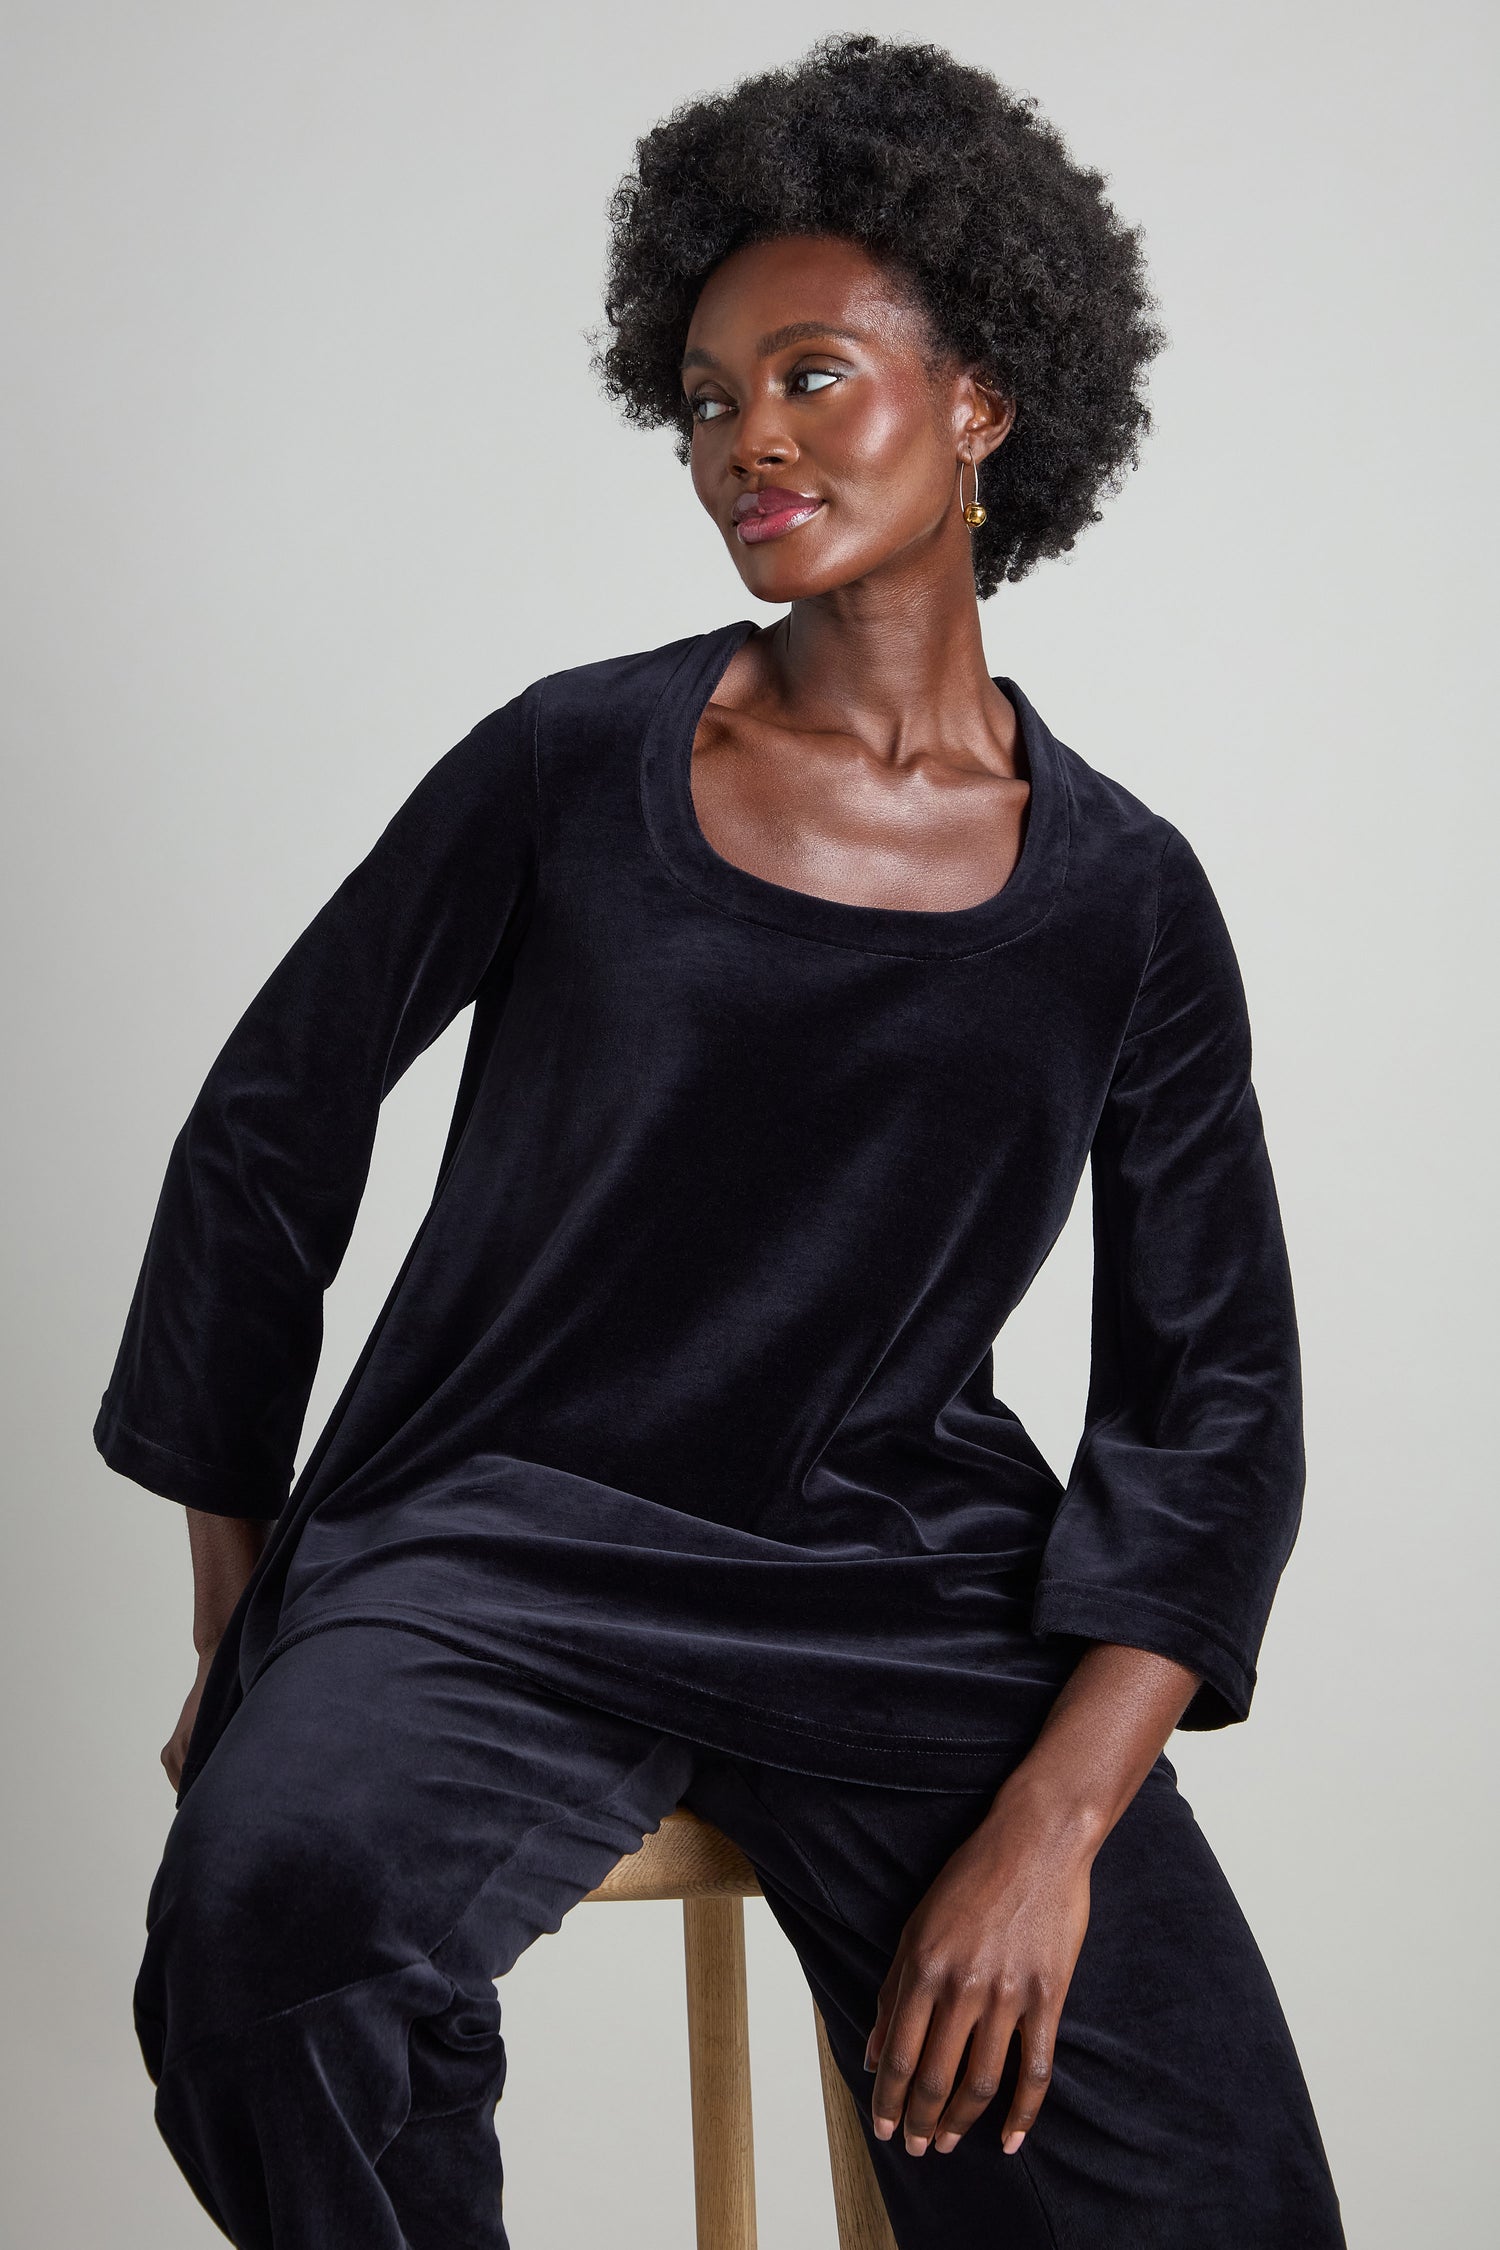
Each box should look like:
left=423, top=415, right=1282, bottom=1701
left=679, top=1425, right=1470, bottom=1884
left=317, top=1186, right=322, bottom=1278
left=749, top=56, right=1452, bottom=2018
left=873, top=2117, right=897, bottom=2142
left=934, top=2131, right=960, bottom=2154
left=904, top=2133, right=930, bottom=2158
left=1003, top=2129, right=1027, bottom=2156
left=862, top=2047, right=876, bottom=2073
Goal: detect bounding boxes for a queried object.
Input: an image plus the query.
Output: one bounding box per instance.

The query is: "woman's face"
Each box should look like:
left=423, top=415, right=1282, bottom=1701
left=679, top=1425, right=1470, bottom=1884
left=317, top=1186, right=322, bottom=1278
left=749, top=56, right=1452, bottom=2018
left=682, top=234, right=1009, bottom=607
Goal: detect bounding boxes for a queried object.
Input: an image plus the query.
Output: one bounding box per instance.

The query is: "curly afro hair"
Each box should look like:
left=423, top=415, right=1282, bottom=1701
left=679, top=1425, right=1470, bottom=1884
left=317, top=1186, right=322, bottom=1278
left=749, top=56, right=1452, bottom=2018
left=595, top=33, right=1166, bottom=595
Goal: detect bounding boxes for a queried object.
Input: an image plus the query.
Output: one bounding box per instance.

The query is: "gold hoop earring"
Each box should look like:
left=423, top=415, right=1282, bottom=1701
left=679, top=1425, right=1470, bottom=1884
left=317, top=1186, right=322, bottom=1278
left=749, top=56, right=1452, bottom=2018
left=960, top=451, right=987, bottom=529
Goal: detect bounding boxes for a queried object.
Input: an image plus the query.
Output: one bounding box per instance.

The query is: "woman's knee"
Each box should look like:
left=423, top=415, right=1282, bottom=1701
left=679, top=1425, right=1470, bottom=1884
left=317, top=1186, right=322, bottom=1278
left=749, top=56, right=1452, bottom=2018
left=137, top=1766, right=401, bottom=2072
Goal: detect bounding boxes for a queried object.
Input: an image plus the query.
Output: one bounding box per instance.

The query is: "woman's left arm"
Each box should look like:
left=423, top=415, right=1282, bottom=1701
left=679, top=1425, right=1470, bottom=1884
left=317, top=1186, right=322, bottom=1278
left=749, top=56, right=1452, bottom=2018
left=865, top=1640, right=1199, bottom=2158
left=869, top=823, right=1306, bottom=2157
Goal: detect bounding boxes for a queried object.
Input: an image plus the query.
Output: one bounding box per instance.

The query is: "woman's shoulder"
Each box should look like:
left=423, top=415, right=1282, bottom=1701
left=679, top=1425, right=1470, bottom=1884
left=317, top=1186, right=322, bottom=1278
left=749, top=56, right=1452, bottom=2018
left=1039, top=713, right=1176, bottom=859
left=1019, top=691, right=1245, bottom=969
left=472, top=623, right=733, bottom=738
left=1031, top=690, right=1239, bottom=897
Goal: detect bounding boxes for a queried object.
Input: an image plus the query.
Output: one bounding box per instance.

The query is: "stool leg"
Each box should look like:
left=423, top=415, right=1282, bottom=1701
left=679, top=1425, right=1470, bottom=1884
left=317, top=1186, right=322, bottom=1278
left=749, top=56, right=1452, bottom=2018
left=814, top=2004, right=900, bottom=2250
left=682, top=1895, right=758, bottom=2250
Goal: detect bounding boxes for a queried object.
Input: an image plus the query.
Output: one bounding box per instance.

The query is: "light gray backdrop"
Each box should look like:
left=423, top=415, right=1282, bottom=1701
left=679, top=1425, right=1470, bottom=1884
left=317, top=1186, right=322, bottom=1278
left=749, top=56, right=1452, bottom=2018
left=3, top=3, right=1494, bottom=2245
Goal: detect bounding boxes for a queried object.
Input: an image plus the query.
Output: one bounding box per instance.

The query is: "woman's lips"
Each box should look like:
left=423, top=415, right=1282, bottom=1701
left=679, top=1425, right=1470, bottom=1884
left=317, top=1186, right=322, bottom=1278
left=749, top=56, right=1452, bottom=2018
left=732, top=488, right=825, bottom=544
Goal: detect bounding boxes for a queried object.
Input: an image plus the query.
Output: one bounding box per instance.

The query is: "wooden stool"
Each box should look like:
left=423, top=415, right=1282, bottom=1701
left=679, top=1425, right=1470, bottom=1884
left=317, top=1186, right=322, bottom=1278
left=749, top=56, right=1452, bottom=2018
left=585, top=1807, right=898, bottom=2250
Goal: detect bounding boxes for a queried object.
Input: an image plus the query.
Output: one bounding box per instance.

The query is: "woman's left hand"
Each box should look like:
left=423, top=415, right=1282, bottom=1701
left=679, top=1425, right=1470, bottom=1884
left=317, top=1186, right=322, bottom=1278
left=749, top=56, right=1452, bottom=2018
left=864, top=1771, right=1096, bottom=2160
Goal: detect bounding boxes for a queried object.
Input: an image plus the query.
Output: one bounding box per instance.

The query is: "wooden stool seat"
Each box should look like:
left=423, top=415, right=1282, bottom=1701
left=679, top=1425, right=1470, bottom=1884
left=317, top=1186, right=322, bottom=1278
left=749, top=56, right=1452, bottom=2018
left=585, top=1808, right=898, bottom=2250
left=585, top=1805, right=761, bottom=1902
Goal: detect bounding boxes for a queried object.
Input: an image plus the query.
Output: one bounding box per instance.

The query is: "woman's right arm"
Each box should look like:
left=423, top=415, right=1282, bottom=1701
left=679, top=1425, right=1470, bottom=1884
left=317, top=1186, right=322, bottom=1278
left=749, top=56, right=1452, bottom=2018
left=88, top=689, right=544, bottom=1773
left=161, top=1508, right=274, bottom=1787
left=95, top=687, right=541, bottom=1524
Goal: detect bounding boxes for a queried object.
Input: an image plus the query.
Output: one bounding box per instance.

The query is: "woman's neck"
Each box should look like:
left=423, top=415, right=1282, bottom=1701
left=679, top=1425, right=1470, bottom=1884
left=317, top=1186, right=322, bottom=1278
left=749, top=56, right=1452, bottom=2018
left=766, top=562, right=1014, bottom=770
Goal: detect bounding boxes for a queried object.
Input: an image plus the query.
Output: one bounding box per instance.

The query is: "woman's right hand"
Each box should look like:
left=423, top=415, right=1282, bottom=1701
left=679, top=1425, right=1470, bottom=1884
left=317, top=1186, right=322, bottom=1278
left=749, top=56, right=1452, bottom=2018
left=163, top=1507, right=274, bottom=1789
left=162, top=1644, right=218, bottom=1789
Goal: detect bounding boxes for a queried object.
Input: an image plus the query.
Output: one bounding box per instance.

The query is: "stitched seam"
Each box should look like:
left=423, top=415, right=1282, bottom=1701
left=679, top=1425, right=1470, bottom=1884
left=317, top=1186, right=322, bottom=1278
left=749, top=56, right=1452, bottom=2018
left=97, top=1404, right=281, bottom=1498
left=154, top=1959, right=453, bottom=2080
left=1034, top=1578, right=1253, bottom=1679
left=389, top=2089, right=502, bottom=2130
left=640, top=851, right=1073, bottom=962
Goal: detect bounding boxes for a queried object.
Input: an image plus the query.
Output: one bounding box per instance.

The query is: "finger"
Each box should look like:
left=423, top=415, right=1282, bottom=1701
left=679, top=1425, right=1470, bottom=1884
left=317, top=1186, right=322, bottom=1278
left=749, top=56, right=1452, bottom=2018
left=996, top=2005, right=1057, bottom=2156
left=869, top=1973, right=938, bottom=2144
left=896, top=1994, right=986, bottom=2156
left=862, top=1968, right=901, bottom=2073
left=930, top=2006, right=1020, bottom=2153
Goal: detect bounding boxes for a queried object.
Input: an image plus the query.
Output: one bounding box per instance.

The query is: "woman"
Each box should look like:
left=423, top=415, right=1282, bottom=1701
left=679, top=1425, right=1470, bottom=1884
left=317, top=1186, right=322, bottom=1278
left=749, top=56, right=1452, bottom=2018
left=96, top=34, right=1345, bottom=2249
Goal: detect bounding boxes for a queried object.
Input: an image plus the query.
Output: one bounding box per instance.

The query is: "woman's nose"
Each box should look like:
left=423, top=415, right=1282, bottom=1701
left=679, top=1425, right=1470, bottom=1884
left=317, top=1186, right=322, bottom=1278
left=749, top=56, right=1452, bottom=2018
left=729, top=393, right=798, bottom=477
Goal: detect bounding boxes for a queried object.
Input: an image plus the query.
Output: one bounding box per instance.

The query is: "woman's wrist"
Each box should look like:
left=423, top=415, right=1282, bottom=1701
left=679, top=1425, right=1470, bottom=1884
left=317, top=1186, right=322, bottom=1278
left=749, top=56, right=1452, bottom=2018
left=980, top=1756, right=1114, bottom=1866
left=185, top=1507, right=272, bottom=1656
left=980, top=1642, right=1203, bottom=1865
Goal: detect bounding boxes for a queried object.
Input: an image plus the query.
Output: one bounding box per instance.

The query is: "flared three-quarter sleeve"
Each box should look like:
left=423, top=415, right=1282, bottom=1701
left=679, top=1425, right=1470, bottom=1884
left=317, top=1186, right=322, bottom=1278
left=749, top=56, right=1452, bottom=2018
left=1032, top=828, right=1305, bottom=1729
left=92, top=689, right=540, bottom=1518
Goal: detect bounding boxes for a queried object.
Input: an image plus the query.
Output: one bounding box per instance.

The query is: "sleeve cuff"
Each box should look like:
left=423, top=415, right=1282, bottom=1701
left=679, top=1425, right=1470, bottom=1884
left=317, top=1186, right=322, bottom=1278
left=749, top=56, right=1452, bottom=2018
left=92, top=1396, right=287, bottom=1519
left=1031, top=1578, right=1257, bottom=1731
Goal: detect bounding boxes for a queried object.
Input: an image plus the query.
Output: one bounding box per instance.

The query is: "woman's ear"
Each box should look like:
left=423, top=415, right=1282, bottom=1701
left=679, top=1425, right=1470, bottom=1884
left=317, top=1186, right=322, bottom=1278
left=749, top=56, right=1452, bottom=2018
left=956, top=376, right=1016, bottom=465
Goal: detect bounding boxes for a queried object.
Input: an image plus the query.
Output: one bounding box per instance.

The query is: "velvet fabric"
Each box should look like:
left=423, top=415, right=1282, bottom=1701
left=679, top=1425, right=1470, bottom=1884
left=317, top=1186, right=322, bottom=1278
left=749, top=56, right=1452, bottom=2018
left=136, top=1623, right=1345, bottom=2249
left=95, top=618, right=1306, bottom=1789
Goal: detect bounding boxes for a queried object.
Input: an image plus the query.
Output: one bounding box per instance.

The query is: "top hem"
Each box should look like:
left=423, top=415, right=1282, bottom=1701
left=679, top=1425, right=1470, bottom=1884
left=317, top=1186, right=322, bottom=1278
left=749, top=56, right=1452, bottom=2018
left=257, top=1603, right=1058, bottom=1791
left=1031, top=1577, right=1255, bottom=1730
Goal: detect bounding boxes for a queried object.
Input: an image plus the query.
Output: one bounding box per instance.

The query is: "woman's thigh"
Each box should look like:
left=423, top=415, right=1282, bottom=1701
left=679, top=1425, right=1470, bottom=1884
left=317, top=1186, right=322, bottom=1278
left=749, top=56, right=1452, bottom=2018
left=139, top=1622, right=694, bottom=2069
left=684, top=1755, right=1345, bottom=2250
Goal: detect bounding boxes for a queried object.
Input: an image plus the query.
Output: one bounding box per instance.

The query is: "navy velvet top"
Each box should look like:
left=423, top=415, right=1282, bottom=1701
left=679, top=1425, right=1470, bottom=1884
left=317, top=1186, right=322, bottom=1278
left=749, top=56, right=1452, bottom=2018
left=94, top=619, right=1306, bottom=1790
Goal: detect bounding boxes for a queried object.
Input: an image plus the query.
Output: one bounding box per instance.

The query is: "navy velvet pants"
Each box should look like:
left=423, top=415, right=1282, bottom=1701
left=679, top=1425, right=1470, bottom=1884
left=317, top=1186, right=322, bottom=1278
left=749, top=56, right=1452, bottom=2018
left=135, top=1623, right=1345, bottom=2248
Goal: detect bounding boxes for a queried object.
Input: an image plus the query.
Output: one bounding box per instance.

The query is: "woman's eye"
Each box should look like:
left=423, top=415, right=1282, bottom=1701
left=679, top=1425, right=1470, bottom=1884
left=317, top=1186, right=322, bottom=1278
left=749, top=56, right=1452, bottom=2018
left=789, top=369, right=841, bottom=396
left=691, top=396, right=731, bottom=422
